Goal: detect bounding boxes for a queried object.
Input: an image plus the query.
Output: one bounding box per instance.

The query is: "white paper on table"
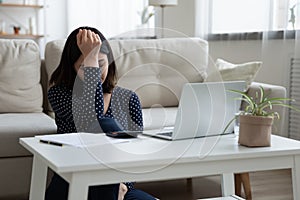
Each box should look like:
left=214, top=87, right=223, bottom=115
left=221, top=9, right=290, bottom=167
left=35, top=133, right=132, bottom=148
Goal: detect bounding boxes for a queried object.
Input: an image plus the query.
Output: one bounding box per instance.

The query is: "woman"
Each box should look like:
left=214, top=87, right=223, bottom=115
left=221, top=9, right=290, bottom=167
left=46, top=27, right=155, bottom=200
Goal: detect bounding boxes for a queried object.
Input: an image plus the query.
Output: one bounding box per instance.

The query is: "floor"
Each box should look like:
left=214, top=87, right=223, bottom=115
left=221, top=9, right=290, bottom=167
left=135, top=169, right=292, bottom=200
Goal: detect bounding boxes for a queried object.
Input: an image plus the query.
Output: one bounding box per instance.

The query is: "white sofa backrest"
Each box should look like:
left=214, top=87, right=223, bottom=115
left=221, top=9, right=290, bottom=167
left=44, top=38, right=209, bottom=108
left=110, top=38, right=208, bottom=107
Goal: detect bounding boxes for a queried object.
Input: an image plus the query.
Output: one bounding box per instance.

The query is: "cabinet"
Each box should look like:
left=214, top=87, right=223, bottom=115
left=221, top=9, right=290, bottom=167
left=0, top=1, right=46, bottom=40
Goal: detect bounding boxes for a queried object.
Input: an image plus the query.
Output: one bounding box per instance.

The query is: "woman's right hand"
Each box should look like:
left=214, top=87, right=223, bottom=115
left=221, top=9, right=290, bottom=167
left=76, top=29, right=101, bottom=67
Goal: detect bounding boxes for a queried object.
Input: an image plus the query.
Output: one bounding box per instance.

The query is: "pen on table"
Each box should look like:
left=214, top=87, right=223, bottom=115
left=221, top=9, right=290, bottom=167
left=39, top=140, right=63, bottom=147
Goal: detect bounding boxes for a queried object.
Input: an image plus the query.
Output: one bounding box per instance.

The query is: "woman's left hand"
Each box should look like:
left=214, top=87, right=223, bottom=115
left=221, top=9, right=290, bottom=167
left=118, top=183, right=128, bottom=200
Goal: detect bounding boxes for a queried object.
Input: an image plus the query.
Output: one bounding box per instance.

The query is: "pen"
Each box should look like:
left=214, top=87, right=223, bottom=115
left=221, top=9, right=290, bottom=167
left=40, top=140, right=63, bottom=147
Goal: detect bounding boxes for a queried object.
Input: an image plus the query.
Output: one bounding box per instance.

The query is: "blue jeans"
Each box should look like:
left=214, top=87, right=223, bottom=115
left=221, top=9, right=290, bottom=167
left=45, top=173, right=155, bottom=200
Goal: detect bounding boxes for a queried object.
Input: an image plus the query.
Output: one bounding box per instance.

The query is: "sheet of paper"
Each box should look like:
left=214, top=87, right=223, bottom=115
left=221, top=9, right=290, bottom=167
left=35, top=133, right=132, bottom=148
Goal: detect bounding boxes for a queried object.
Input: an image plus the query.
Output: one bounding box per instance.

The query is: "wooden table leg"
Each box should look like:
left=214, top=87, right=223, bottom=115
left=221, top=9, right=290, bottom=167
left=241, top=173, right=252, bottom=200
left=186, top=178, right=193, bottom=192
left=234, top=173, right=242, bottom=196
left=235, top=173, right=252, bottom=200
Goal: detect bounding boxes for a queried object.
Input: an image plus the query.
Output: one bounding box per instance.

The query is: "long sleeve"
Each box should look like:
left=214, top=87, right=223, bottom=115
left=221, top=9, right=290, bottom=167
left=48, top=85, right=77, bottom=133
left=48, top=67, right=105, bottom=133
left=72, top=67, right=105, bottom=132
left=128, top=92, right=143, bottom=131
left=48, top=85, right=72, bottom=120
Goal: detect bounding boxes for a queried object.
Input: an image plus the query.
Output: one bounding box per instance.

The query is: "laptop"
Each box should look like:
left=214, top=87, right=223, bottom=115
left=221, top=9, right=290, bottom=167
left=142, top=81, right=246, bottom=140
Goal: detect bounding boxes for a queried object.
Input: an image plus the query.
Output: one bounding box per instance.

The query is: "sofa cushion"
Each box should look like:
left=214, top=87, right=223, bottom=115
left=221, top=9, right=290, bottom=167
left=44, top=39, right=66, bottom=85
left=0, top=39, right=43, bottom=113
left=44, top=40, right=66, bottom=113
left=0, top=113, right=57, bottom=157
left=206, top=58, right=262, bottom=89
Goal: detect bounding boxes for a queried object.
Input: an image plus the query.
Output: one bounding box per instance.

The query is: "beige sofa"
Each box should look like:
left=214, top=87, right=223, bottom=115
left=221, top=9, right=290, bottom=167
left=0, top=39, right=57, bottom=199
left=0, top=38, right=286, bottom=199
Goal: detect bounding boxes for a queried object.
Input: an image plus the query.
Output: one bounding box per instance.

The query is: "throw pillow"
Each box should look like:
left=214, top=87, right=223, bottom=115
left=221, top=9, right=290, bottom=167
left=0, top=39, right=43, bottom=113
left=205, top=58, right=262, bottom=89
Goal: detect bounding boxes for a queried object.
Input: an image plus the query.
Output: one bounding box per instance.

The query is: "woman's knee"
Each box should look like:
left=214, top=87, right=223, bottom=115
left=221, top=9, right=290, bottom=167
left=125, top=189, right=156, bottom=200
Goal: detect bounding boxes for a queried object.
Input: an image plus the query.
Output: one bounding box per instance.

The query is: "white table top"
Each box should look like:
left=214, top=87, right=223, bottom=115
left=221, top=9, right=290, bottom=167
left=20, top=134, right=300, bottom=174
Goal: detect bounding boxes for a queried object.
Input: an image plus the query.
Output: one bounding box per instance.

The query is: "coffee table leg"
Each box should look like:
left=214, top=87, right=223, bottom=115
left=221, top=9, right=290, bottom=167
left=29, top=156, right=47, bottom=200
left=292, top=155, right=300, bottom=200
left=221, top=173, right=235, bottom=196
left=68, top=174, right=89, bottom=200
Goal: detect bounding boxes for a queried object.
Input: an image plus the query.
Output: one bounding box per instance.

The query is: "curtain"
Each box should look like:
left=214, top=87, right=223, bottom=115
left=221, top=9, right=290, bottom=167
left=195, top=0, right=300, bottom=139
left=66, top=0, right=147, bottom=38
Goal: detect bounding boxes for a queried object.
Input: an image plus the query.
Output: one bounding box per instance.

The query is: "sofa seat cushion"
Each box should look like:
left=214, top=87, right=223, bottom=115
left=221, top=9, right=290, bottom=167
left=0, top=113, right=57, bottom=157
left=0, top=39, right=43, bottom=113
left=143, top=107, right=177, bottom=130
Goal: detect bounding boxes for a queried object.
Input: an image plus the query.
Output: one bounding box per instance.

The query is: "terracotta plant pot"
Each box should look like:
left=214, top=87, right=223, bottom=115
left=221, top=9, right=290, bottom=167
left=238, top=115, right=274, bottom=147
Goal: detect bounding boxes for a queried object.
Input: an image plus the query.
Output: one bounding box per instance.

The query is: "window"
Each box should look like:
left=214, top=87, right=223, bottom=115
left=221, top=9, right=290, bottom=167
left=67, top=0, right=153, bottom=38
left=210, top=0, right=300, bottom=34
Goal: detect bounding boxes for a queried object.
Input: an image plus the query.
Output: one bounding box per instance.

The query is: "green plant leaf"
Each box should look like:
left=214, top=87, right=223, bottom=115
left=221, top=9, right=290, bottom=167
left=227, top=87, right=300, bottom=117
left=259, top=86, right=264, bottom=103
left=228, top=89, right=255, bottom=111
left=222, top=114, right=238, bottom=134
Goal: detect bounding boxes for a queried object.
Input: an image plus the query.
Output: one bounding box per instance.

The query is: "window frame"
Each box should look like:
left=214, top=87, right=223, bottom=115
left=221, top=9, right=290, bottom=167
left=206, top=0, right=299, bottom=41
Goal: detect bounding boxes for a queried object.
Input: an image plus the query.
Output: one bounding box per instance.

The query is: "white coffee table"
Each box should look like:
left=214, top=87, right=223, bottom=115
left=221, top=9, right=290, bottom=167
left=20, top=134, right=300, bottom=200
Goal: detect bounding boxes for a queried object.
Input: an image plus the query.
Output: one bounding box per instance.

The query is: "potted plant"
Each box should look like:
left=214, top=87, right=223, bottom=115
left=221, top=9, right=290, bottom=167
left=226, top=86, right=300, bottom=147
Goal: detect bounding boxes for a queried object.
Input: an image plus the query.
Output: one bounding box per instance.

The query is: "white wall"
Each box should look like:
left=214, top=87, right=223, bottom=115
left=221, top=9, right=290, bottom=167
left=163, top=0, right=195, bottom=37
left=45, top=0, right=68, bottom=41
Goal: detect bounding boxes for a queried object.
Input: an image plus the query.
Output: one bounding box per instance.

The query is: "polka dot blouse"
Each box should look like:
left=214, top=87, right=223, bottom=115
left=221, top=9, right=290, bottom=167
left=48, top=67, right=143, bottom=134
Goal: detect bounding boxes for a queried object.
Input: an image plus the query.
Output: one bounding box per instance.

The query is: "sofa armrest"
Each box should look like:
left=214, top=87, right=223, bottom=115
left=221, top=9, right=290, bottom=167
left=244, top=82, right=287, bottom=137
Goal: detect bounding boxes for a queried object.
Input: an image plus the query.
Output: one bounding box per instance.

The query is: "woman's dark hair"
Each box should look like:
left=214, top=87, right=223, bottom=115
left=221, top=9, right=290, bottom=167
left=49, top=26, right=117, bottom=93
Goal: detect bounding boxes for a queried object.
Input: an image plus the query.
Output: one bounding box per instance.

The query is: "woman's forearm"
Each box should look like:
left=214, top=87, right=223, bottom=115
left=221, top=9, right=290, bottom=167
left=73, top=67, right=104, bottom=131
